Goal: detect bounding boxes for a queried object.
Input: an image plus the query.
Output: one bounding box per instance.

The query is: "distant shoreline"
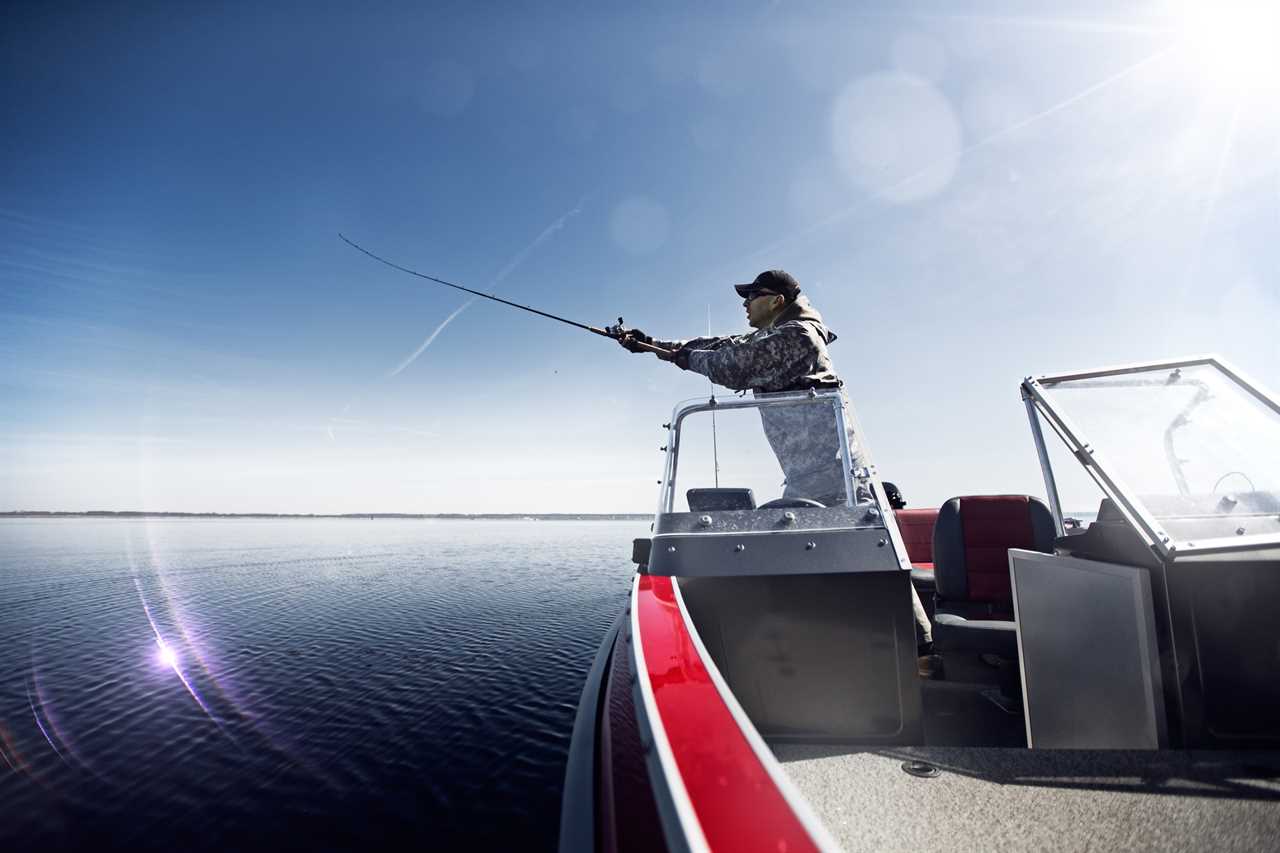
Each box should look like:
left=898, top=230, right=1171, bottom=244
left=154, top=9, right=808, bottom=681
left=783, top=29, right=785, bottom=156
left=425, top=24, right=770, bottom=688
left=0, top=511, right=651, bottom=521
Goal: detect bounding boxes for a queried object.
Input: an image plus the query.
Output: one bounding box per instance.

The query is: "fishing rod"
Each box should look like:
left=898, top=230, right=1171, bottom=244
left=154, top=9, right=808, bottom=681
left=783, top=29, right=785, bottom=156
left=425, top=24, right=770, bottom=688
left=339, top=233, right=673, bottom=356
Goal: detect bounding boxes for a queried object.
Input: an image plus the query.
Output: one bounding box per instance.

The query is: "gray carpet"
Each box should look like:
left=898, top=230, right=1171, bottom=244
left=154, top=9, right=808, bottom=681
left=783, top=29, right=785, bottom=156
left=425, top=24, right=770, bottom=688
left=771, top=745, right=1280, bottom=852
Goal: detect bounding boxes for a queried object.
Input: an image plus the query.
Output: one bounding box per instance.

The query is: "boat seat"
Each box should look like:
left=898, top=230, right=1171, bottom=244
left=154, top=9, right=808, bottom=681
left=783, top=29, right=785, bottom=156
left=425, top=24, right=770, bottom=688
left=895, top=507, right=940, bottom=618
left=933, top=495, right=1055, bottom=659
left=895, top=507, right=938, bottom=572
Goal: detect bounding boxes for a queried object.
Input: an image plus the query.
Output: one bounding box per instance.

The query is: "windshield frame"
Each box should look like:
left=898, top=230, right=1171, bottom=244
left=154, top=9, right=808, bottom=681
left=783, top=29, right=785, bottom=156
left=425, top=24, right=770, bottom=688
left=1021, top=355, right=1280, bottom=560
left=659, top=389, right=859, bottom=514
left=656, top=389, right=911, bottom=571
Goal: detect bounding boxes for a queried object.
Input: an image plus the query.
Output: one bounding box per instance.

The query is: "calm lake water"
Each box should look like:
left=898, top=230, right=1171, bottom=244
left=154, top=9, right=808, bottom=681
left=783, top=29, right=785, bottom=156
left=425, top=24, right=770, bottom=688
left=0, top=518, right=642, bottom=850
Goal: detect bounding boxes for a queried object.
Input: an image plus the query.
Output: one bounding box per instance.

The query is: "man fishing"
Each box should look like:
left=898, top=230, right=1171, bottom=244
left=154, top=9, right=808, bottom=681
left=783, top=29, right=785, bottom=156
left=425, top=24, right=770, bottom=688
left=617, top=270, right=936, bottom=667
left=337, top=238, right=935, bottom=670
left=617, top=270, right=860, bottom=503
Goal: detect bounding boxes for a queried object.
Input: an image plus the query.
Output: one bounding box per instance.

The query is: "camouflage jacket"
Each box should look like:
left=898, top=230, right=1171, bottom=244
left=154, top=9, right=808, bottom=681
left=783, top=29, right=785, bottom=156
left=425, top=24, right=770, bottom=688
left=651, top=295, right=840, bottom=393
left=653, top=296, right=868, bottom=504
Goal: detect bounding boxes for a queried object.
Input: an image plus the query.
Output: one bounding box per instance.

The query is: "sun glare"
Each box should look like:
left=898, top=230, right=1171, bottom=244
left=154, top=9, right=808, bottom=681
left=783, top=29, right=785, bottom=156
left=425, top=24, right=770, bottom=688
left=156, top=642, right=179, bottom=670
left=1174, top=0, right=1280, bottom=93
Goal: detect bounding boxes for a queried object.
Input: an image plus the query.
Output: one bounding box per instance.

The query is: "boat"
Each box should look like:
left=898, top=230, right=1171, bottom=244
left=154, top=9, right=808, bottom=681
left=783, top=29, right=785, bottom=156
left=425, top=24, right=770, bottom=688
left=559, top=355, right=1280, bottom=852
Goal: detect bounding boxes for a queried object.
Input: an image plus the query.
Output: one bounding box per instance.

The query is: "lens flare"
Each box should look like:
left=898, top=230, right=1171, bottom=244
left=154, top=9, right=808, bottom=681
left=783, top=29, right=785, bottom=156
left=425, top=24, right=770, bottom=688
left=132, top=576, right=222, bottom=731
left=156, top=641, right=179, bottom=670
left=1173, top=0, right=1280, bottom=94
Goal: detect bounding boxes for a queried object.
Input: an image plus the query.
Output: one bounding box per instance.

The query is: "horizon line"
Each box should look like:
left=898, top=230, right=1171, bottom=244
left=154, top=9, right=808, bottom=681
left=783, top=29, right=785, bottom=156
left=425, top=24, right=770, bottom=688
left=0, top=510, right=653, bottom=519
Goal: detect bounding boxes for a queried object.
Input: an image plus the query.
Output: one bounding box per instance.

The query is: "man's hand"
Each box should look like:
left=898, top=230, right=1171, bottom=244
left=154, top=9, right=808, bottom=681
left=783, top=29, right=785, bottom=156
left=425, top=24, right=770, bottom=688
left=618, top=329, right=653, bottom=353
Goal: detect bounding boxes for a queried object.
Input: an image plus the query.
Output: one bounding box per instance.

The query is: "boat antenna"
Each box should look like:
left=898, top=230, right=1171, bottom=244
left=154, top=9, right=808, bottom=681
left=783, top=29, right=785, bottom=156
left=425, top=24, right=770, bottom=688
left=708, top=303, right=720, bottom=487
left=339, top=233, right=672, bottom=355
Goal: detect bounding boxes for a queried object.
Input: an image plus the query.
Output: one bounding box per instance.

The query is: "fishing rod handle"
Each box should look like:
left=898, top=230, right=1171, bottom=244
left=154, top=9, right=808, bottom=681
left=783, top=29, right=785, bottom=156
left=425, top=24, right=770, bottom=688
left=594, top=321, right=675, bottom=358
left=630, top=340, right=676, bottom=357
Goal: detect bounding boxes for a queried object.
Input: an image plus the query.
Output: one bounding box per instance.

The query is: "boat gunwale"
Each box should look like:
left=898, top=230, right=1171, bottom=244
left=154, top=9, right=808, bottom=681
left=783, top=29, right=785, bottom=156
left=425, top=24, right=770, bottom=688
left=629, top=572, right=837, bottom=852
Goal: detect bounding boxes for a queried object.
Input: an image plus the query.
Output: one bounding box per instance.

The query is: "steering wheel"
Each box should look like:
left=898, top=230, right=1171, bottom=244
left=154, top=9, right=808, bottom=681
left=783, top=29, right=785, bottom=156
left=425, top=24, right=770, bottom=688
left=758, top=497, right=826, bottom=509
left=1213, top=471, right=1257, bottom=494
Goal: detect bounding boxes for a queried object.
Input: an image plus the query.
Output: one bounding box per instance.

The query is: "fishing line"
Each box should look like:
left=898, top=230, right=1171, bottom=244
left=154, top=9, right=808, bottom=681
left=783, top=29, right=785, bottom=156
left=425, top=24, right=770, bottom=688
left=339, top=233, right=612, bottom=337
left=339, top=233, right=674, bottom=358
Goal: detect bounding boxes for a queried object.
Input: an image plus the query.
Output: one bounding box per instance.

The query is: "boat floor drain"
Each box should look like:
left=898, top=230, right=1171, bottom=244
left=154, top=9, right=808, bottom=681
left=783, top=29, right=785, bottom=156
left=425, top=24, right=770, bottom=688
left=901, top=760, right=940, bottom=778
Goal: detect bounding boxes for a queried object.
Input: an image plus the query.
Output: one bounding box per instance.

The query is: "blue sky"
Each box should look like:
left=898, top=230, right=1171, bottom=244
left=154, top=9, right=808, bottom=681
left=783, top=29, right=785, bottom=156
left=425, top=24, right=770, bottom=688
left=2, top=1, right=1277, bottom=513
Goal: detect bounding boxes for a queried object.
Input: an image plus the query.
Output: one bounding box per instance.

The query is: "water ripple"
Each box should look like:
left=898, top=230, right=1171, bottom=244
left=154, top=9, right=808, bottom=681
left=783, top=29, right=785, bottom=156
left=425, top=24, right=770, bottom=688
left=0, top=519, right=635, bottom=849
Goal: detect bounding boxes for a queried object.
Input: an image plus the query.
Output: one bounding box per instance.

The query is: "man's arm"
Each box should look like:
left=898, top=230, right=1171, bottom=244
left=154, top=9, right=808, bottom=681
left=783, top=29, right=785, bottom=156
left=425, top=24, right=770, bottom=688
left=684, top=323, right=818, bottom=390
left=650, top=335, right=726, bottom=352
left=619, top=329, right=729, bottom=355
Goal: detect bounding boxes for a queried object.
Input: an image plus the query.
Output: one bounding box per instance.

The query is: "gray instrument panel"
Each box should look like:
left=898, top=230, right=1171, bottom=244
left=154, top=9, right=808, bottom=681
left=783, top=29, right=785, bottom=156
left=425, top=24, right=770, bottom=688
left=647, top=525, right=901, bottom=577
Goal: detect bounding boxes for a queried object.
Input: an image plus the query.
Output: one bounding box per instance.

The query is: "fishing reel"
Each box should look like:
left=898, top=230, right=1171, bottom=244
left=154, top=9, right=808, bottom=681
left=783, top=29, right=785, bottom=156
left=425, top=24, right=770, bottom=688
left=607, top=316, right=650, bottom=347
left=604, top=317, right=631, bottom=340
left=607, top=317, right=673, bottom=359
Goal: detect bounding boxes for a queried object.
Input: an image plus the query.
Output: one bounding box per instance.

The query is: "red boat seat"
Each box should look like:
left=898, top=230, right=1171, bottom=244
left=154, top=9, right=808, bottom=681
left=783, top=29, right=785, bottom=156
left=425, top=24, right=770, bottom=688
left=895, top=508, right=938, bottom=572
left=932, top=495, right=1055, bottom=658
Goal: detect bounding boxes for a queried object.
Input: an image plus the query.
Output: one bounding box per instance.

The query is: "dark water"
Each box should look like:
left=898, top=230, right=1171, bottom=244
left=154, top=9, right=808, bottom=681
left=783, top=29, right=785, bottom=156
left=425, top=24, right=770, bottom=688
left=0, top=519, right=640, bottom=850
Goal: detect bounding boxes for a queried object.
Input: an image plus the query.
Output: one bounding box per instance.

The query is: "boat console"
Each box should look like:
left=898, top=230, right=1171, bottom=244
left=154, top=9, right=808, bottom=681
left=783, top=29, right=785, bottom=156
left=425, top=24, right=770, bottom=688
left=641, top=390, right=924, bottom=745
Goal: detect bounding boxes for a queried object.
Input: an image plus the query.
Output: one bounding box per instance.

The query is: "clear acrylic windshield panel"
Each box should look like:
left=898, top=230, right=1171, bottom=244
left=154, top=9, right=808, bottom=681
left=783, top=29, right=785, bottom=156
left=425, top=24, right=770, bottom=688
left=1040, top=362, right=1280, bottom=544
left=1034, top=408, right=1108, bottom=529
left=672, top=396, right=850, bottom=513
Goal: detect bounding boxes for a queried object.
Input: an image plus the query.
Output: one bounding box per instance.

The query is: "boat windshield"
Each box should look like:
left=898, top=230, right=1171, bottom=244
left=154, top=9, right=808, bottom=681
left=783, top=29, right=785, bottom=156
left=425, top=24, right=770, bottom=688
left=669, top=399, right=848, bottom=512
left=660, top=390, right=879, bottom=517
left=1034, top=359, right=1280, bottom=550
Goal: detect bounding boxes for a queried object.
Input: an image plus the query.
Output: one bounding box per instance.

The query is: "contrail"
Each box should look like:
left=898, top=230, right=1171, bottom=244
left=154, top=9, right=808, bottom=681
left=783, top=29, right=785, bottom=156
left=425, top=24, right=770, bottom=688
left=384, top=200, right=585, bottom=378
left=386, top=297, right=476, bottom=378
left=491, top=201, right=583, bottom=284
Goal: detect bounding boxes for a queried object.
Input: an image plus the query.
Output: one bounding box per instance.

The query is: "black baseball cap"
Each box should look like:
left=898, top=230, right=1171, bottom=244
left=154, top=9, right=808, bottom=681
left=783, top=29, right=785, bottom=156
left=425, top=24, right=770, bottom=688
left=733, top=270, right=801, bottom=301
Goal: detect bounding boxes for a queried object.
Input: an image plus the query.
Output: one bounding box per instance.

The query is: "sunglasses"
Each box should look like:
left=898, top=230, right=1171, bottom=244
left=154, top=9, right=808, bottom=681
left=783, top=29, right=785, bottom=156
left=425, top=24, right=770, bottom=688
left=742, top=290, right=779, bottom=306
